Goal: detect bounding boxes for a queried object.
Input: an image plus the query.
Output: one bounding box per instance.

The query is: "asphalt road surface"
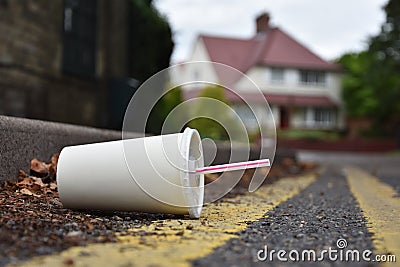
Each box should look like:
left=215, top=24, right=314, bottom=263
left=6, top=151, right=400, bottom=267
left=196, top=167, right=383, bottom=267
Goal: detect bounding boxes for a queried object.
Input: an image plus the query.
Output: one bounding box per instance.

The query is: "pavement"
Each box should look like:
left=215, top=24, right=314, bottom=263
left=4, top=151, right=400, bottom=267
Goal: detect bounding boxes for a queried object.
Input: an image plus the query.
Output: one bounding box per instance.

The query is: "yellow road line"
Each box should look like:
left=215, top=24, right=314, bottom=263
left=344, top=166, right=399, bottom=265
left=12, top=174, right=316, bottom=267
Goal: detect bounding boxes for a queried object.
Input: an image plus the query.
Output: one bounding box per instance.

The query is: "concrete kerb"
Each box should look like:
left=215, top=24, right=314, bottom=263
left=0, top=115, right=295, bottom=183
left=0, top=115, right=141, bottom=182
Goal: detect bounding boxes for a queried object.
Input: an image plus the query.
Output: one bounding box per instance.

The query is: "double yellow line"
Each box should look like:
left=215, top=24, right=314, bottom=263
left=13, top=174, right=317, bottom=267
left=345, top=167, right=399, bottom=267
left=13, top=167, right=399, bottom=267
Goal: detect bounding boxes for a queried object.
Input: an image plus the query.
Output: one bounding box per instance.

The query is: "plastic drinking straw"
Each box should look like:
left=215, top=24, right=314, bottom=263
left=195, top=159, right=270, bottom=174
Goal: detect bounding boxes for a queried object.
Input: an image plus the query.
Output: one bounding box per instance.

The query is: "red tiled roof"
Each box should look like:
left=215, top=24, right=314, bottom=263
left=200, top=35, right=259, bottom=86
left=258, top=28, right=340, bottom=70
left=200, top=27, right=340, bottom=83
left=201, top=35, right=258, bottom=73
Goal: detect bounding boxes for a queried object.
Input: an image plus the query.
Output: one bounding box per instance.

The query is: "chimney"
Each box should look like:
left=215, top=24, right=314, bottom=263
left=256, top=12, right=270, bottom=33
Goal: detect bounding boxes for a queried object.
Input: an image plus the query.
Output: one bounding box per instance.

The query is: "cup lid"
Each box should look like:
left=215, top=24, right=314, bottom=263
left=180, top=127, right=204, bottom=218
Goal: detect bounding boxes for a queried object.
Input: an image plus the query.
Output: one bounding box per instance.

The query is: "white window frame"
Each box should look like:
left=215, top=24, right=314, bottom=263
left=303, top=107, right=336, bottom=129
left=299, top=70, right=326, bottom=87
left=313, top=108, right=335, bottom=128
left=270, top=67, right=285, bottom=84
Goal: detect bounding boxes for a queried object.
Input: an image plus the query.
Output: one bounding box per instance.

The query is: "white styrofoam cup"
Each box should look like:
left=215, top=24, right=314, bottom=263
left=57, top=128, right=204, bottom=218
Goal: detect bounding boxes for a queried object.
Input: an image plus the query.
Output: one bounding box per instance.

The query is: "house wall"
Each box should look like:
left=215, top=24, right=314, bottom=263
left=290, top=107, right=305, bottom=128
left=252, top=103, right=275, bottom=131
left=235, top=66, right=344, bottom=129
left=169, top=38, right=219, bottom=89
left=231, top=102, right=277, bottom=135
left=235, top=66, right=342, bottom=104
left=271, top=105, right=280, bottom=128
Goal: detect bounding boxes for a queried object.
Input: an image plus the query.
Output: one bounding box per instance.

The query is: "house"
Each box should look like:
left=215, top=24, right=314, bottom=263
left=171, top=13, right=344, bottom=131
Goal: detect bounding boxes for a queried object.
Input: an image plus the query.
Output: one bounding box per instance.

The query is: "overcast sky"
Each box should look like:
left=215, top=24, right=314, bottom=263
left=154, top=0, right=388, bottom=63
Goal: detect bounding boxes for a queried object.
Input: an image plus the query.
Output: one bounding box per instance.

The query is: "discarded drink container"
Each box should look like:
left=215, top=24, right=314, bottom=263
left=57, top=128, right=270, bottom=218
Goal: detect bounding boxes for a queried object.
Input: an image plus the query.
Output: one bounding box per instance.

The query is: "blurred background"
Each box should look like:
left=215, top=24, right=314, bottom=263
left=0, top=0, right=399, bottom=150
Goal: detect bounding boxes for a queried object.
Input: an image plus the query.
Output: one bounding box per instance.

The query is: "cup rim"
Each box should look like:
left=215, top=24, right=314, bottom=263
left=180, top=127, right=204, bottom=218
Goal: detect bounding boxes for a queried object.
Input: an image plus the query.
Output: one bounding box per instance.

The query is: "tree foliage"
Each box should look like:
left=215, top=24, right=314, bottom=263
left=339, top=52, right=378, bottom=117
left=128, top=0, right=175, bottom=134
left=128, top=0, right=174, bottom=82
left=187, top=85, right=246, bottom=142
left=187, top=86, right=230, bottom=140
left=339, top=0, right=400, bottom=135
left=146, top=86, right=183, bottom=134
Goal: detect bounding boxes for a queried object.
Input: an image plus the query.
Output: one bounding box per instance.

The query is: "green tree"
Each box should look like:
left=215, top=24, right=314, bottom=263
left=146, top=86, right=184, bottom=134
left=128, top=0, right=174, bottom=82
left=187, top=85, right=247, bottom=142
left=367, top=0, right=400, bottom=131
left=339, top=0, right=400, bottom=136
left=338, top=52, right=378, bottom=117
left=128, top=0, right=175, bottom=134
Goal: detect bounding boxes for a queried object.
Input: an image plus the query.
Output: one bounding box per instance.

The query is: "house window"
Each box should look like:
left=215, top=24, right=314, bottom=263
left=299, top=70, right=326, bottom=86
left=62, top=0, right=97, bottom=77
left=314, top=108, right=335, bottom=126
left=270, top=68, right=284, bottom=84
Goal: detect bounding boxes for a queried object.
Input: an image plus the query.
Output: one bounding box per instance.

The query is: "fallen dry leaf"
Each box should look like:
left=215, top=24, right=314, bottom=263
left=85, top=222, right=95, bottom=231
left=42, top=187, right=53, bottom=195
left=49, top=153, right=60, bottom=175
left=299, top=162, right=316, bottom=170
left=17, top=170, right=29, bottom=181
left=281, top=157, right=296, bottom=167
left=32, top=177, right=46, bottom=187
left=49, top=182, right=57, bottom=190
left=30, top=158, right=49, bottom=178
left=17, top=177, right=33, bottom=187
left=20, top=188, right=40, bottom=197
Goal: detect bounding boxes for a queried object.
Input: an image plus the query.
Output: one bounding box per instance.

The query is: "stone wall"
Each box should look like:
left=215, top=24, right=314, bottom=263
left=0, top=0, right=131, bottom=128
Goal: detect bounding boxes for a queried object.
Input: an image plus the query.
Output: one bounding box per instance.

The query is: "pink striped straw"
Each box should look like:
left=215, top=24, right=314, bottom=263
left=195, top=159, right=270, bottom=174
